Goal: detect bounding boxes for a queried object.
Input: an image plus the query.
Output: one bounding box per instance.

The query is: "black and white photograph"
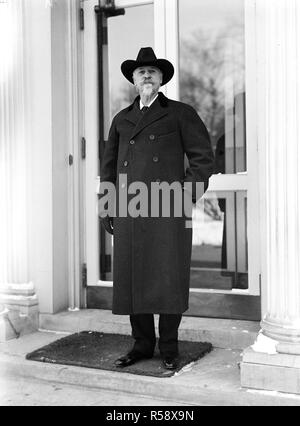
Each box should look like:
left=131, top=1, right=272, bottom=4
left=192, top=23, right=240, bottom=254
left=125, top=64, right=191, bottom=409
left=1, top=0, right=300, bottom=409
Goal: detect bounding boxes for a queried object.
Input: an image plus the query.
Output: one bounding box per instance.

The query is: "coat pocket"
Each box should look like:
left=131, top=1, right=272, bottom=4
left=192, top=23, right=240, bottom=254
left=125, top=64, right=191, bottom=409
left=156, top=130, right=177, bottom=140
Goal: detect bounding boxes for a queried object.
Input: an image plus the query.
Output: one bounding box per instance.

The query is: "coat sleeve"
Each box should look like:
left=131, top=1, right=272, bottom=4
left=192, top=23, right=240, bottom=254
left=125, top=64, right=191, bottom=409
left=179, top=105, right=215, bottom=203
left=99, top=116, right=119, bottom=217
left=100, top=116, right=119, bottom=185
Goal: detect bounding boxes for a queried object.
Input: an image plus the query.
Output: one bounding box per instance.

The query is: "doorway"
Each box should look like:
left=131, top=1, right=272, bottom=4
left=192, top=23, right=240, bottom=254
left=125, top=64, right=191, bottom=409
left=82, top=0, right=261, bottom=320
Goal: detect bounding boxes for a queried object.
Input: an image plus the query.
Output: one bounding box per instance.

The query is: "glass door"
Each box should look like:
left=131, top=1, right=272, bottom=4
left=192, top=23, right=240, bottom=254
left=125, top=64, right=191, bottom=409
left=100, top=0, right=155, bottom=285
left=179, top=0, right=247, bottom=291
left=82, top=0, right=155, bottom=298
left=176, top=0, right=260, bottom=318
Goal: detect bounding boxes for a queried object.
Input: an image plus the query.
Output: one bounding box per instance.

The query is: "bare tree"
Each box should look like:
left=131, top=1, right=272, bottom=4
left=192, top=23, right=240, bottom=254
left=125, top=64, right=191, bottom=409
left=180, top=24, right=245, bottom=150
left=111, top=83, right=137, bottom=117
left=180, top=24, right=245, bottom=219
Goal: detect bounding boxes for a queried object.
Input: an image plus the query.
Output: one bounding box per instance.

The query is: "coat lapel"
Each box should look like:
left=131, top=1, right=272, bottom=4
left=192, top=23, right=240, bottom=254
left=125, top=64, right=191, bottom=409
left=124, top=93, right=169, bottom=139
left=124, top=99, right=141, bottom=127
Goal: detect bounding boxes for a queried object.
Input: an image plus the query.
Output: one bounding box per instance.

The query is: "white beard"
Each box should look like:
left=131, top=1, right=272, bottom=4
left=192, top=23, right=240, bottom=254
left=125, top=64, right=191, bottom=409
left=141, top=83, right=154, bottom=97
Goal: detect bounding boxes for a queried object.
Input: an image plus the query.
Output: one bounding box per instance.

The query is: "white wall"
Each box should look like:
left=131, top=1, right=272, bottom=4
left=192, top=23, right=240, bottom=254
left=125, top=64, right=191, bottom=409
left=25, top=0, right=71, bottom=313
left=51, top=1, right=70, bottom=313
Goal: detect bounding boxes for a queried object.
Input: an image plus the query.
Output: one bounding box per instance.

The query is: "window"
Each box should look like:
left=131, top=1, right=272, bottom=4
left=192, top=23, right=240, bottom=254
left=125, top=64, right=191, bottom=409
left=179, top=0, right=246, bottom=173
left=179, top=0, right=248, bottom=290
left=108, top=4, right=154, bottom=120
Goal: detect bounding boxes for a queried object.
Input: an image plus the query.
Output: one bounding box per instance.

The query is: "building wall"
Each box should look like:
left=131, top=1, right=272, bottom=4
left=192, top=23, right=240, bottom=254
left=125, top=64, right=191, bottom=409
left=26, top=0, right=55, bottom=313
left=24, top=0, right=71, bottom=313
left=51, top=0, right=70, bottom=313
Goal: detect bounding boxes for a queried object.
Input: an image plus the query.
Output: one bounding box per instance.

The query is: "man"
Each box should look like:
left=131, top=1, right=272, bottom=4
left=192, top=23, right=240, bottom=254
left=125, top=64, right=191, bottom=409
left=100, top=47, right=214, bottom=370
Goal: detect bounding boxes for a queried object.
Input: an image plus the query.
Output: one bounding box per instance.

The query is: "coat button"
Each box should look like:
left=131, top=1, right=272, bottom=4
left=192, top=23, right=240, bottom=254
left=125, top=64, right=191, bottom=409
left=123, top=161, right=128, bottom=167
left=149, top=135, right=155, bottom=141
left=129, top=139, right=135, bottom=145
left=121, top=183, right=126, bottom=189
left=153, top=156, right=159, bottom=163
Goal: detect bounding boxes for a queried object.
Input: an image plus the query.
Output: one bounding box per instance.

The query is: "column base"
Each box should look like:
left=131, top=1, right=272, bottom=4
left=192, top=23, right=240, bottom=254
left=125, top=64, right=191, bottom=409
left=0, top=283, right=39, bottom=342
left=0, top=309, right=18, bottom=341
left=262, top=317, right=300, bottom=346
left=241, top=346, right=300, bottom=395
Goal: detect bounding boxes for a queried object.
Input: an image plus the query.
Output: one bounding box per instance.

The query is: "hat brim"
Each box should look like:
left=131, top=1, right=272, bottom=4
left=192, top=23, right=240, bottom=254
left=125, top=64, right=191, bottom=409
left=121, top=58, right=174, bottom=86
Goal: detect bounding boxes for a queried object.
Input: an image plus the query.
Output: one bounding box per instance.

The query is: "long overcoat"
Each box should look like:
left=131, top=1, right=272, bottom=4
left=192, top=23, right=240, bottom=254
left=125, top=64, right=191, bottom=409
left=100, top=92, right=214, bottom=315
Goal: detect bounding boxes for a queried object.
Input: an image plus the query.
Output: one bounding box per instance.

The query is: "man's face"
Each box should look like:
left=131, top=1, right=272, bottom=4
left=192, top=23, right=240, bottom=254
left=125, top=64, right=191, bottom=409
left=133, top=66, right=163, bottom=97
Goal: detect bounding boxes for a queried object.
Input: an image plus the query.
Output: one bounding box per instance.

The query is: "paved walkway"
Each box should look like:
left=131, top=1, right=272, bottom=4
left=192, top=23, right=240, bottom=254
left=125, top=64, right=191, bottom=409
left=1, top=331, right=300, bottom=406
left=1, top=374, right=190, bottom=407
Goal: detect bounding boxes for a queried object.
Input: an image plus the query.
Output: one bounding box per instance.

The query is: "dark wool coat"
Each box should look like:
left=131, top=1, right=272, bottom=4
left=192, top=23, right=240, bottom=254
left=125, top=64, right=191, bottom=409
left=100, top=92, right=214, bottom=315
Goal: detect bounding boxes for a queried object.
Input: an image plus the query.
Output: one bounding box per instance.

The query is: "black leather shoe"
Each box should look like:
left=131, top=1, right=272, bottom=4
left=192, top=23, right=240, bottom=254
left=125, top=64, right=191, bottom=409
left=114, top=351, right=150, bottom=368
left=162, top=356, right=178, bottom=370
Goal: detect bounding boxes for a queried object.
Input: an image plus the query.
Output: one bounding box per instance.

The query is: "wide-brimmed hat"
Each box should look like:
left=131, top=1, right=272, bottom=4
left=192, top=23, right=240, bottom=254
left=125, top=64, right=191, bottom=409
left=121, top=47, right=174, bottom=86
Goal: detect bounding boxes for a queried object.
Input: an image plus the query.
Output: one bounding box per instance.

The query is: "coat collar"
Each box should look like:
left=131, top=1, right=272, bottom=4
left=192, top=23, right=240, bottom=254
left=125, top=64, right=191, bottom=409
left=124, top=92, right=169, bottom=139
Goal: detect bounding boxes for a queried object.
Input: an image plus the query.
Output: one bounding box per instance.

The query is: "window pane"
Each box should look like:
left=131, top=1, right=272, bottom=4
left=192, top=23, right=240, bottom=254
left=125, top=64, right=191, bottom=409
left=179, top=0, right=246, bottom=173
left=191, top=192, right=248, bottom=290
left=108, top=5, right=154, bottom=120
left=103, top=4, right=154, bottom=281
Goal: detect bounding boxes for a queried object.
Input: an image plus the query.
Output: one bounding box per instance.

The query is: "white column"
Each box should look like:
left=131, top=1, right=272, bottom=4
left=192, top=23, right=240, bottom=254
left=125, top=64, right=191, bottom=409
left=0, top=0, right=82, bottom=335
left=0, top=0, right=38, bottom=340
left=0, top=0, right=29, bottom=285
left=260, top=0, right=300, bottom=353
left=241, top=0, right=300, bottom=395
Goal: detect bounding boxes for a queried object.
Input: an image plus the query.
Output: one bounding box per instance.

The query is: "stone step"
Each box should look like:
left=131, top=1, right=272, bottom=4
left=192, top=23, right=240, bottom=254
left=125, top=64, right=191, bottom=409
left=39, top=309, right=260, bottom=350
left=1, top=332, right=299, bottom=406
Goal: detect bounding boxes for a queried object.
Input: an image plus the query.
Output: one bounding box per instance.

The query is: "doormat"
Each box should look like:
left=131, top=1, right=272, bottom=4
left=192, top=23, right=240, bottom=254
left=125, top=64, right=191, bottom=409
left=26, top=331, right=212, bottom=378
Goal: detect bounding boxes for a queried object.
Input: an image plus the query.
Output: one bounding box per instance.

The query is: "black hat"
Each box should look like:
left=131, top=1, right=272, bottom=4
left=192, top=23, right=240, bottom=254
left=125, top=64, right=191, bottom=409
left=121, top=47, right=174, bottom=86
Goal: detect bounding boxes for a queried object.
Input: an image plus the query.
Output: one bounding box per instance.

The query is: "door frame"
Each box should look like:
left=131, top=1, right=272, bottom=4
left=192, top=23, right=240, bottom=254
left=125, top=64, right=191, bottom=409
left=156, top=0, right=261, bottom=297
left=82, top=0, right=158, bottom=291
left=81, top=0, right=261, bottom=318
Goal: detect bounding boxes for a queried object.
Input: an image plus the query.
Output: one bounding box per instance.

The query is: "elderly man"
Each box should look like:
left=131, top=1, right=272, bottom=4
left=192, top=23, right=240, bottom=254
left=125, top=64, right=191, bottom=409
left=100, top=47, right=214, bottom=370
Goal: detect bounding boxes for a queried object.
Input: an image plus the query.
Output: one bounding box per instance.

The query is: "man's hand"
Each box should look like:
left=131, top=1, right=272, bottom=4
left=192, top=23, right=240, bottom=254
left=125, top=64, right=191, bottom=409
left=100, top=216, right=114, bottom=235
